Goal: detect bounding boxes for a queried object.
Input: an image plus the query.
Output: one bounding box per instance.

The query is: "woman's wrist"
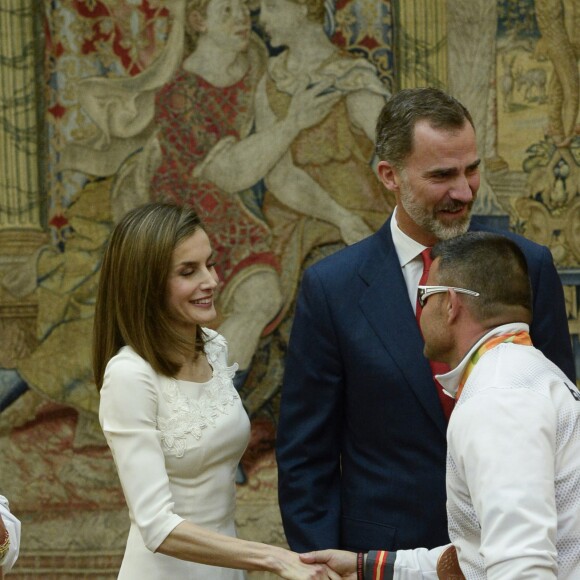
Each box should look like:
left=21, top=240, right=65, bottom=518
left=262, top=544, right=293, bottom=575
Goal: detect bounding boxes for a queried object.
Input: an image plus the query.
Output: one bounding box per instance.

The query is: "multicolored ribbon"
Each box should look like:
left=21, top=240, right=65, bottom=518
left=456, top=330, right=532, bottom=401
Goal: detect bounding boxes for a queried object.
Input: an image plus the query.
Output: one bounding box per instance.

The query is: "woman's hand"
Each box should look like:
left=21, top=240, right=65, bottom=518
left=300, top=549, right=358, bottom=579
left=269, top=546, right=342, bottom=579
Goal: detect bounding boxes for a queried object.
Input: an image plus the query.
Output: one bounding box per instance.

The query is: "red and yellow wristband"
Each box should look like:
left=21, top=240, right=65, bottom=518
left=363, top=550, right=396, bottom=580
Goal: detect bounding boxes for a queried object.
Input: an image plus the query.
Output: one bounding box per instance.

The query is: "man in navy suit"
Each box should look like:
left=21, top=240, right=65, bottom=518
left=276, top=87, right=576, bottom=553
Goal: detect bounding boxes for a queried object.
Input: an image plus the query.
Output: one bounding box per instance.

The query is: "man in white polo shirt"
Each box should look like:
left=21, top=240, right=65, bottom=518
left=301, top=232, right=580, bottom=578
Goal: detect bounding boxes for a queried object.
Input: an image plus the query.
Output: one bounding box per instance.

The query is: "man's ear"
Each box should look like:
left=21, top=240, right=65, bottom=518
left=446, top=289, right=462, bottom=325
left=376, top=160, right=400, bottom=192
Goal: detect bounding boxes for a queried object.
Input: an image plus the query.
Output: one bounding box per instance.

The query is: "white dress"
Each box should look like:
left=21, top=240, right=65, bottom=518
left=99, top=329, right=250, bottom=579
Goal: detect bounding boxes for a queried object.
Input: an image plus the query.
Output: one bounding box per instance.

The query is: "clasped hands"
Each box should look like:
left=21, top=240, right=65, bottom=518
left=295, top=545, right=465, bottom=580
left=273, top=544, right=358, bottom=580
left=301, top=549, right=359, bottom=579
left=282, top=549, right=359, bottom=579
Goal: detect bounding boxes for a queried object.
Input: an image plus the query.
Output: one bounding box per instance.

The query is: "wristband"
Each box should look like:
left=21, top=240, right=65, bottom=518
left=365, top=550, right=393, bottom=579
left=357, top=552, right=365, bottom=580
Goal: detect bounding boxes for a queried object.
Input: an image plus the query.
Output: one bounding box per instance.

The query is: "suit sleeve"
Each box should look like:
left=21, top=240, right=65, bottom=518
left=276, top=267, right=344, bottom=551
left=528, top=246, right=576, bottom=382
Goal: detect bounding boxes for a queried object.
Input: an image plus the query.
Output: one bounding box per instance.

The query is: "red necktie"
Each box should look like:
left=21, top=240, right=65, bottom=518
left=416, top=249, right=455, bottom=421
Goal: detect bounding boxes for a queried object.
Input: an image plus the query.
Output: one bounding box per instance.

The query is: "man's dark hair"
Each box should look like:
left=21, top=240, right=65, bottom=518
left=375, top=87, right=474, bottom=168
left=431, top=232, right=532, bottom=323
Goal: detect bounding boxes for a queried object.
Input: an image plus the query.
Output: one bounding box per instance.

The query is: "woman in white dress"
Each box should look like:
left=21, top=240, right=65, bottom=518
left=93, top=202, right=336, bottom=579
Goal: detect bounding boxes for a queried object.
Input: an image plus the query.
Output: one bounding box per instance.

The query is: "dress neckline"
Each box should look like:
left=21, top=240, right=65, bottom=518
left=175, top=362, right=215, bottom=386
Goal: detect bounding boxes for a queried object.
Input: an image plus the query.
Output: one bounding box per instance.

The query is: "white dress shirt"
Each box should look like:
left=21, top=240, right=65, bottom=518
left=390, top=207, right=429, bottom=314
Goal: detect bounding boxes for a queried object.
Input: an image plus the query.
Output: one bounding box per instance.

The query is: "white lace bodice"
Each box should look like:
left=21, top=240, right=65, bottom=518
left=158, top=332, right=241, bottom=457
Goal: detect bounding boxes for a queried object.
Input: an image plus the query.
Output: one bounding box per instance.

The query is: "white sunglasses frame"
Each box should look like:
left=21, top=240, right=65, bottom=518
left=417, top=285, right=480, bottom=308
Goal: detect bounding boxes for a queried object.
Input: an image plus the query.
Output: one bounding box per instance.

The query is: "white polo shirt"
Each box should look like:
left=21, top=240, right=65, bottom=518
left=390, top=323, right=580, bottom=579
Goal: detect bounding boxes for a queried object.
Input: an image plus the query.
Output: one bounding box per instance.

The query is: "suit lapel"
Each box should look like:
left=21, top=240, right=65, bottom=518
left=357, top=220, right=447, bottom=435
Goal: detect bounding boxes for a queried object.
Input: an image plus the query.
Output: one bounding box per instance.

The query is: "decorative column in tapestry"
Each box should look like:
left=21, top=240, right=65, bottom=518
left=0, top=1, right=45, bottom=235
left=395, top=0, right=447, bottom=89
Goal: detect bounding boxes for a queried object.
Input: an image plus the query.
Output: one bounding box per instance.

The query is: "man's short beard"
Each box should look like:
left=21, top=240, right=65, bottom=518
left=399, top=177, right=472, bottom=241
left=430, top=214, right=471, bottom=240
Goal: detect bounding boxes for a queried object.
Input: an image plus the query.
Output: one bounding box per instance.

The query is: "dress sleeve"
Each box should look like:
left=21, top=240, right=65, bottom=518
left=99, top=352, right=184, bottom=552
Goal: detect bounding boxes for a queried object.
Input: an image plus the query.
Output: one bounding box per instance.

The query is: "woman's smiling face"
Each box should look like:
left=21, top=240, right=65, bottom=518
left=165, top=229, right=219, bottom=334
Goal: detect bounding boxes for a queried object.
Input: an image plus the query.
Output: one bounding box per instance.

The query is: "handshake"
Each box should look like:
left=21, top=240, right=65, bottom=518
left=283, top=545, right=463, bottom=579
left=274, top=548, right=361, bottom=580
left=295, top=549, right=364, bottom=580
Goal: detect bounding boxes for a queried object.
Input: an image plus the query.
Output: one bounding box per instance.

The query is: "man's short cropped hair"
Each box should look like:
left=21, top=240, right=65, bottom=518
left=375, top=87, right=474, bottom=169
left=431, top=231, right=532, bottom=323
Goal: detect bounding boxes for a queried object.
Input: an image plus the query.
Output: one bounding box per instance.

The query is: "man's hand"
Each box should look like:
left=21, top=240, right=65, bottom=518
left=268, top=545, right=343, bottom=579
left=300, top=550, right=358, bottom=579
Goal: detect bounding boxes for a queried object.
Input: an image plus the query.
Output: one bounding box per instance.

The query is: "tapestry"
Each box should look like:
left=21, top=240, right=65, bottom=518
left=0, top=0, right=395, bottom=576
left=1, top=0, right=579, bottom=577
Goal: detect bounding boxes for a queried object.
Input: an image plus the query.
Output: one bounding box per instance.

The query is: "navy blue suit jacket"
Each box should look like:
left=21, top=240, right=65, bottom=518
left=276, top=217, right=575, bottom=553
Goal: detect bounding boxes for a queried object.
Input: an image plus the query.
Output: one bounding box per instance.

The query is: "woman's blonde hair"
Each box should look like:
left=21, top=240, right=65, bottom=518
left=93, top=202, right=207, bottom=390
